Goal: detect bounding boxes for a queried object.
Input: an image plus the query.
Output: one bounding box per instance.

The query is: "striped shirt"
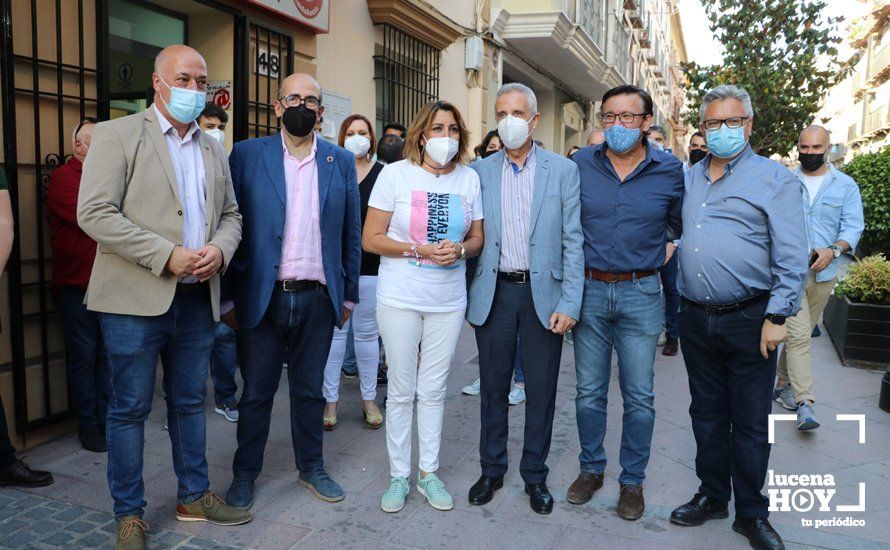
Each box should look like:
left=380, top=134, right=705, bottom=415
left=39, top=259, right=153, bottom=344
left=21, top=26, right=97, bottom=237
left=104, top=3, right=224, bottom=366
left=499, top=145, right=536, bottom=272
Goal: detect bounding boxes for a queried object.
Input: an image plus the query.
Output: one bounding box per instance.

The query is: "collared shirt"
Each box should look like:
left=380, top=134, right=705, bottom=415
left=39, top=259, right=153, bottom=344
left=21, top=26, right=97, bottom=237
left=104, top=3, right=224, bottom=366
left=499, top=144, right=536, bottom=272
left=679, top=146, right=808, bottom=316
left=574, top=142, right=684, bottom=272
left=796, top=165, right=864, bottom=283
left=279, top=132, right=325, bottom=283
left=154, top=104, right=206, bottom=283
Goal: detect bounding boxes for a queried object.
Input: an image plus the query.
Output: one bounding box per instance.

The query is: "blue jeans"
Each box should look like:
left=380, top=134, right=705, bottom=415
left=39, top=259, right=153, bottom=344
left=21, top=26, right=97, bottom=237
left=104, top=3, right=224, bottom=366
left=572, top=275, right=663, bottom=485
left=55, top=286, right=108, bottom=435
left=99, top=287, right=215, bottom=518
left=233, top=286, right=334, bottom=480
left=210, top=322, right=238, bottom=405
left=660, top=252, right=680, bottom=339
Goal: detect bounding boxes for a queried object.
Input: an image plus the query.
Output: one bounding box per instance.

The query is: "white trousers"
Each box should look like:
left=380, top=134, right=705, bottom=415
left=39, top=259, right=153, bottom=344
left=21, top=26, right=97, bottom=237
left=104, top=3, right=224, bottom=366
left=323, top=275, right=380, bottom=402
left=377, top=303, right=465, bottom=478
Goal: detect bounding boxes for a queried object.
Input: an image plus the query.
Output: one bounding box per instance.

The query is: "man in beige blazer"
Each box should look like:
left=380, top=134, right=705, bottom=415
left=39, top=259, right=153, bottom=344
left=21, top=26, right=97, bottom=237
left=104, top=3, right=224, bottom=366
left=77, top=45, right=248, bottom=550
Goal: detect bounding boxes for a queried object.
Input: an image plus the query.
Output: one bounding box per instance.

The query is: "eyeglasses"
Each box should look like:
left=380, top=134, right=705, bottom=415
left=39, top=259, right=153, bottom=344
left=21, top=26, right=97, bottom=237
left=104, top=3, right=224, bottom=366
left=702, top=117, right=749, bottom=131
left=279, top=94, right=321, bottom=110
left=599, top=112, right=646, bottom=125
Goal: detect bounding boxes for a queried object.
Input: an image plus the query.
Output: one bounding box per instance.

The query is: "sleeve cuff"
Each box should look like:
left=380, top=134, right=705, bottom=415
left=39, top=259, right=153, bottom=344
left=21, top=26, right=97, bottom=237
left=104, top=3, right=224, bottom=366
left=343, top=301, right=355, bottom=311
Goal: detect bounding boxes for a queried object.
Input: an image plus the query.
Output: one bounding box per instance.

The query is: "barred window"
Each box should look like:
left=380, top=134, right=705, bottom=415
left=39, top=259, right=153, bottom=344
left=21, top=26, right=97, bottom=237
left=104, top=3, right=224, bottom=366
left=373, top=25, right=440, bottom=135
left=248, top=23, right=293, bottom=138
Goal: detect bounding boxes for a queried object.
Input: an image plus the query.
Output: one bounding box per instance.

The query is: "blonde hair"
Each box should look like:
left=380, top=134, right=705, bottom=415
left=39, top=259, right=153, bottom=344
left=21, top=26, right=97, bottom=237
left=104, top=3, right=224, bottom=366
left=403, top=100, right=470, bottom=166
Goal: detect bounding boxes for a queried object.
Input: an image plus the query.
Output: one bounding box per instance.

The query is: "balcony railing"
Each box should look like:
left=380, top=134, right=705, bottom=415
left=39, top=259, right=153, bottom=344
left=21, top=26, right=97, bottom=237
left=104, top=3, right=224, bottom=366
left=870, top=44, right=890, bottom=78
left=863, top=104, right=889, bottom=135
left=578, top=0, right=606, bottom=49
left=848, top=122, right=858, bottom=142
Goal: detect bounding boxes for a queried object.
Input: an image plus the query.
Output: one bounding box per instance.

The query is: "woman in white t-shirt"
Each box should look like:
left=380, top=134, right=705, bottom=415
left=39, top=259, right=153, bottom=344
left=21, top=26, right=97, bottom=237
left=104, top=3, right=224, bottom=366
left=363, top=101, right=484, bottom=514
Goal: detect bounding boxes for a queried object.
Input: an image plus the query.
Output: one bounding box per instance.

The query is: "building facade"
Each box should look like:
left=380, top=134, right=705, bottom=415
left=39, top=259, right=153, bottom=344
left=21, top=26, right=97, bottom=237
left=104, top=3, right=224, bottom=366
left=0, top=0, right=686, bottom=448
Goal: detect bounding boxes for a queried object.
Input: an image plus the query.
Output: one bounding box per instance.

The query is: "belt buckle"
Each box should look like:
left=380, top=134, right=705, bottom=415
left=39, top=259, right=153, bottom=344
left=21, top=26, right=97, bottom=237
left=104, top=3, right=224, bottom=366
left=282, top=280, right=295, bottom=292
left=519, top=271, right=528, bottom=283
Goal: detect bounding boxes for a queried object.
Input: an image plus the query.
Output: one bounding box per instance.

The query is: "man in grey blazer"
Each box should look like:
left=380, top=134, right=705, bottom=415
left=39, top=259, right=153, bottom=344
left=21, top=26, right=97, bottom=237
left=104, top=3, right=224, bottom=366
left=78, top=45, right=248, bottom=549
left=466, top=83, right=584, bottom=515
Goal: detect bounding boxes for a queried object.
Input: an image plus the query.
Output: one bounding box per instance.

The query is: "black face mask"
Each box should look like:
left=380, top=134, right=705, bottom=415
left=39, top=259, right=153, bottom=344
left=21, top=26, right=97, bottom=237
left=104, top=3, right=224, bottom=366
left=798, top=152, right=826, bottom=172
left=689, top=149, right=708, bottom=165
left=281, top=105, right=318, bottom=138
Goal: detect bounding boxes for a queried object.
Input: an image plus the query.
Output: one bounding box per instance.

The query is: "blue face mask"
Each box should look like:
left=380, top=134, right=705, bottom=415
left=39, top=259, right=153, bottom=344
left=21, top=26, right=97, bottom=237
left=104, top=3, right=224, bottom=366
left=706, top=124, right=747, bottom=158
left=159, top=77, right=206, bottom=123
left=604, top=125, right=641, bottom=153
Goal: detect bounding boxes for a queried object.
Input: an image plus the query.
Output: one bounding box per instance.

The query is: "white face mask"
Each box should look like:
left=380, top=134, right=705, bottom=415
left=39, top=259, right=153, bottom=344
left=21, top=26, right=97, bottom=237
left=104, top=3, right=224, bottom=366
left=497, top=114, right=534, bottom=150
left=424, top=136, right=459, bottom=166
left=344, top=134, right=371, bottom=157
left=648, top=138, right=664, bottom=151
left=204, top=128, right=225, bottom=143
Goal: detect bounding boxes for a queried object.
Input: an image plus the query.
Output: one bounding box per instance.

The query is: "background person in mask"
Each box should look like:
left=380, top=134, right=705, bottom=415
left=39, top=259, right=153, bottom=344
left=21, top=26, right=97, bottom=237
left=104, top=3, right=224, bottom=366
left=466, top=82, right=583, bottom=515
left=195, top=105, right=241, bottom=423
left=321, top=114, right=384, bottom=431
left=568, top=85, right=683, bottom=521
left=77, top=44, right=247, bottom=547
left=773, top=125, right=863, bottom=431
left=685, top=131, right=708, bottom=173
left=197, top=104, right=227, bottom=144
left=670, top=85, right=807, bottom=550
left=473, top=129, right=502, bottom=160
left=647, top=125, right=667, bottom=152
left=221, top=73, right=361, bottom=510
left=48, top=117, right=108, bottom=453
left=363, top=100, right=483, bottom=514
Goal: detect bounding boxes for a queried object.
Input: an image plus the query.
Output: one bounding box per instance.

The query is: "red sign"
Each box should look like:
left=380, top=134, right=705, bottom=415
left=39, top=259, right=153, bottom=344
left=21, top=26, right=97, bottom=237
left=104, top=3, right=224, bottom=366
left=213, top=88, right=231, bottom=110
left=294, top=0, right=322, bottom=19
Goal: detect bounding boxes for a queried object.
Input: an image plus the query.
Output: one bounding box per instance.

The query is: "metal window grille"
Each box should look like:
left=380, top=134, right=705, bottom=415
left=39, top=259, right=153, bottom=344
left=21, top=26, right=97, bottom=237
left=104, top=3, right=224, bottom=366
left=0, top=0, right=108, bottom=437
left=247, top=23, right=293, bottom=138
left=373, top=25, right=440, bottom=134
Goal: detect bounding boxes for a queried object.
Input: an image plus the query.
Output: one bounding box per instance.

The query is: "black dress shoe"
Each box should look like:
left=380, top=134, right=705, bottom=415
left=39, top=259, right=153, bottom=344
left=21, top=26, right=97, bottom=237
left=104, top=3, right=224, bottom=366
left=0, top=460, right=54, bottom=488
left=468, top=475, right=503, bottom=505
left=80, top=431, right=107, bottom=453
left=524, top=482, right=554, bottom=514
left=670, top=492, right=729, bottom=526
left=733, top=517, right=785, bottom=550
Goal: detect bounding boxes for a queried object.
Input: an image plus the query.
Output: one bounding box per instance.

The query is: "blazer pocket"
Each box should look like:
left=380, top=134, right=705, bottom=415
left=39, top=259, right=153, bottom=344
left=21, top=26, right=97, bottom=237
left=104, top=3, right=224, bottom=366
left=551, top=267, right=563, bottom=280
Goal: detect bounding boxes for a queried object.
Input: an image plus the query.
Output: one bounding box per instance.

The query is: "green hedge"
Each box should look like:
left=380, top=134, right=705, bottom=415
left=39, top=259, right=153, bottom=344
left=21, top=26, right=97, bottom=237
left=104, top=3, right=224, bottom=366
left=841, top=146, right=890, bottom=255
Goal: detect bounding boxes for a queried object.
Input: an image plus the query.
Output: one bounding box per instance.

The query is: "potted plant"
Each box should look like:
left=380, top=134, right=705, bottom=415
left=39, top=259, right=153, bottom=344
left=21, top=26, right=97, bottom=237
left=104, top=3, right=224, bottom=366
left=823, top=254, right=890, bottom=371
left=840, top=147, right=890, bottom=258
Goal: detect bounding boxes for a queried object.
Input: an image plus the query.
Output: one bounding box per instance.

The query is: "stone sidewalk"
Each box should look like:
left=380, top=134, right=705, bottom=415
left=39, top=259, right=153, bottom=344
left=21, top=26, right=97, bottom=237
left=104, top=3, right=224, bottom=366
left=4, top=323, right=890, bottom=549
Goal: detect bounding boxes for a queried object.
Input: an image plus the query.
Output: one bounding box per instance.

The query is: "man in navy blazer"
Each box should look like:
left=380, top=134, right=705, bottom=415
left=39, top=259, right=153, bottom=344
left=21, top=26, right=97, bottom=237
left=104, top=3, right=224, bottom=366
left=466, top=83, right=584, bottom=514
left=221, top=73, right=361, bottom=508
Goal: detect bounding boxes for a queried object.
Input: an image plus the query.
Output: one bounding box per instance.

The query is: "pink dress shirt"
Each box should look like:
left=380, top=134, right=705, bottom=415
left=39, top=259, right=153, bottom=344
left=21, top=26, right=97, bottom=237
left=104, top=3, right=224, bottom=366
left=278, top=133, right=325, bottom=283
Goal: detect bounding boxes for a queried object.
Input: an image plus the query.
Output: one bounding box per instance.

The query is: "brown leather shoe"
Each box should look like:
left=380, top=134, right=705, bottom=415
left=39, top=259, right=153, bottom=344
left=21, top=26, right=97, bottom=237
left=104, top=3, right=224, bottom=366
left=618, top=483, right=644, bottom=520
left=566, top=472, right=604, bottom=505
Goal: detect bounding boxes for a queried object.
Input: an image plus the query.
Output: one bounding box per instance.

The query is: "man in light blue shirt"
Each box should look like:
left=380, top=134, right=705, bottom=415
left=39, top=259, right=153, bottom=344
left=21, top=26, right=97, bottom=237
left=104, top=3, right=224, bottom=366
left=670, top=85, right=807, bottom=550
left=774, top=126, right=864, bottom=430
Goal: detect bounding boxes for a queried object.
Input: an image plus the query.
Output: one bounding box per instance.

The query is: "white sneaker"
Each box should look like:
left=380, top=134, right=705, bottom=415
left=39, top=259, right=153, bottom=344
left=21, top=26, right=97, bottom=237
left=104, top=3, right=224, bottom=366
left=657, top=331, right=667, bottom=346
left=462, top=378, right=481, bottom=396
left=508, top=385, right=526, bottom=405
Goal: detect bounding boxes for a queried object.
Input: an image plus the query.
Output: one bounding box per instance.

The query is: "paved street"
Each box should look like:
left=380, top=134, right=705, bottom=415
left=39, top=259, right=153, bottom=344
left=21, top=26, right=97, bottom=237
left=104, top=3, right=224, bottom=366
left=4, top=323, right=889, bottom=549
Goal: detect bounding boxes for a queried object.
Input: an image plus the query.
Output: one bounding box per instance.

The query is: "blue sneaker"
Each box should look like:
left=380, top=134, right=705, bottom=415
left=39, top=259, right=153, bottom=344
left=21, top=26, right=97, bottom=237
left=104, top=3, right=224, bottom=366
left=797, top=402, right=821, bottom=431
left=416, top=472, right=453, bottom=511
left=226, top=477, right=254, bottom=509
left=381, top=476, right=410, bottom=513
left=214, top=401, right=239, bottom=422
left=299, top=469, right=344, bottom=502
left=773, top=386, right=796, bottom=411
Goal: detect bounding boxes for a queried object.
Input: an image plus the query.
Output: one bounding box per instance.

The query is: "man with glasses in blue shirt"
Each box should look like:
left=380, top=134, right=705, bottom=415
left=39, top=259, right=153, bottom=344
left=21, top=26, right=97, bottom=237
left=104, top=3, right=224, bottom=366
left=568, top=85, right=683, bottom=521
left=669, top=85, right=807, bottom=550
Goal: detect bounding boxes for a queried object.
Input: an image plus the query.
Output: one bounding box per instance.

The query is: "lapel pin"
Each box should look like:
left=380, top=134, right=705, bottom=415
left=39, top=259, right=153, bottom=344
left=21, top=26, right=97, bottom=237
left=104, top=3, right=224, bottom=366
left=326, top=155, right=334, bottom=163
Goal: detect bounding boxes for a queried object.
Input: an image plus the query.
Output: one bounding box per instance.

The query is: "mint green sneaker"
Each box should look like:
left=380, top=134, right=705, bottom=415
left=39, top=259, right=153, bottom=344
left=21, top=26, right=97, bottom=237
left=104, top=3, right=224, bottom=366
left=381, top=476, right=410, bottom=513
left=416, top=471, right=454, bottom=511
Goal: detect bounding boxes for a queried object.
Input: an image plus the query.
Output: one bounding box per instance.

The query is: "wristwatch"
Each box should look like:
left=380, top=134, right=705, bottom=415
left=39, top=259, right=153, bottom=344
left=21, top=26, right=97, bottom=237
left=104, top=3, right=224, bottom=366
left=765, top=314, right=786, bottom=325
left=829, top=244, right=843, bottom=258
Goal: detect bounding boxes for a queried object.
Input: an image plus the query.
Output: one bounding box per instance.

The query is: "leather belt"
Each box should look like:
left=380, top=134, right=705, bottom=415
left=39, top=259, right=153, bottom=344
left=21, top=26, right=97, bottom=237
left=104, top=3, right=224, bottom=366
left=683, top=292, right=769, bottom=314
left=276, top=280, right=326, bottom=292
left=497, top=271, right=531, bottom=284
left=585, top=268, right=656, bottom=283
left=175, top=282, right=207, bottom=295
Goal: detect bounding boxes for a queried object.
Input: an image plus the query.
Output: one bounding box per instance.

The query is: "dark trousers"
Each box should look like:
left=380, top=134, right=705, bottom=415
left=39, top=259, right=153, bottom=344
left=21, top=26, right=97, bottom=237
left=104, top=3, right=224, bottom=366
left=55, top=286, right=108, bottom=435
left=679, top=296, right=775, bottom=518
left=210, top=322, right=238, bottom=405
left=660, top=253, right=680, bottom=339
left=474, top=280, right=563, bottom=484
left=0, top=395, right=17, bottom=470
left=233, top=286, right=335, bottom=480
